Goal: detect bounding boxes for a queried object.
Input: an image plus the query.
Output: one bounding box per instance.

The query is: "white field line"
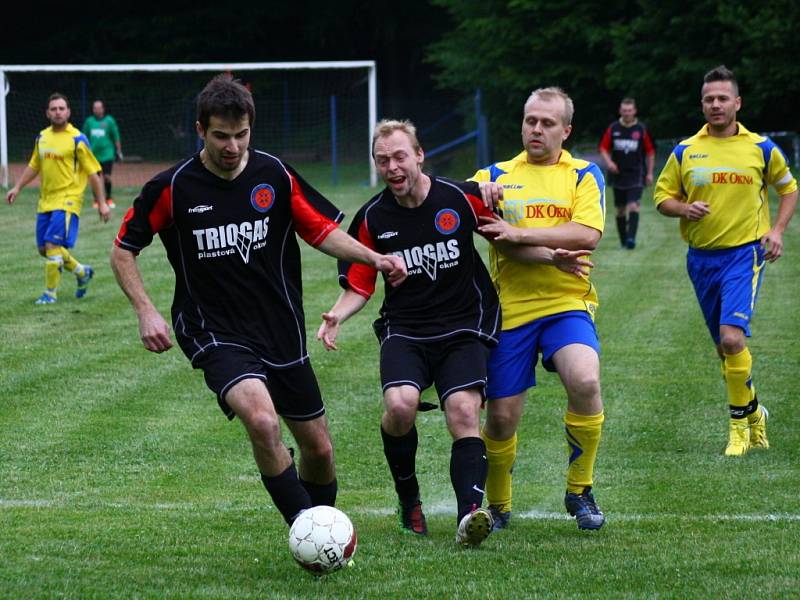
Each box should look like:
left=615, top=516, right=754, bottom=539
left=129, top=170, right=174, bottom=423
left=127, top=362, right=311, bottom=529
left=1, top=498, right=799, bottom=522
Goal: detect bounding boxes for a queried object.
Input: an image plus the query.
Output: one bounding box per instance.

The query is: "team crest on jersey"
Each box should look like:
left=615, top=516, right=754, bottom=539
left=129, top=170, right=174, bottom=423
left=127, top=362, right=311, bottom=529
left=434, top=208, right=460, bottom=234
left=251, top=184, right=275, bottom=213
left=632, top=130, right=641, bottom=140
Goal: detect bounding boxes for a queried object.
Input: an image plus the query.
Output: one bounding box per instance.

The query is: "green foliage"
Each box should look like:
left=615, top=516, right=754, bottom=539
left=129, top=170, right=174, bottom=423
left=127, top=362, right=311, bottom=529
left=429, top=0, right=800, bottom=142
left=1, top=183, right=799, bottom=598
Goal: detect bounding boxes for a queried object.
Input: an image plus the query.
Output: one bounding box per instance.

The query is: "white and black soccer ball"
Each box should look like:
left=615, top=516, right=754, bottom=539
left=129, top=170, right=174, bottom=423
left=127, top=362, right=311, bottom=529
left=288, top=505, right=357, bottom=573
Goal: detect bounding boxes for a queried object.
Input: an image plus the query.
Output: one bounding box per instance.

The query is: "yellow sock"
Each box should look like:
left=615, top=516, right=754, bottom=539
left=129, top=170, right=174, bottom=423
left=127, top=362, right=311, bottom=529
left=44, top=247, right=64, bottom=293
left=724, top=348, right=755, bottom=413
left=565, top=411, right=604, bottom=494
left=481, top=430, right=516, bottom=512
left=60, top=247, right=83, bottom=275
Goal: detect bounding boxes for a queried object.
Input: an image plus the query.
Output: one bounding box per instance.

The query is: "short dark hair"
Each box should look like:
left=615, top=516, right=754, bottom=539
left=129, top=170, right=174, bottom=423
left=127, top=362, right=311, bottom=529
left=702, top=65, right=739, bottom=96
left=47, top=92, right=69, bottom=108
left=196, top=74, right=255, bottom=131
left=621, top=97, right=636, bottom=106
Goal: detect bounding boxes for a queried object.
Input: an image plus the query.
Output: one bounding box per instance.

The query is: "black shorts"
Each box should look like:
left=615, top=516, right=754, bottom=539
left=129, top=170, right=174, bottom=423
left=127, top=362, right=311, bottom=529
left=380, top=334, right=491, bottom=408
left=191, top=345, right=324, bottom=422
left=100, top=160, right=114, bottom=176
left=613, top=187, right=643, bottom=207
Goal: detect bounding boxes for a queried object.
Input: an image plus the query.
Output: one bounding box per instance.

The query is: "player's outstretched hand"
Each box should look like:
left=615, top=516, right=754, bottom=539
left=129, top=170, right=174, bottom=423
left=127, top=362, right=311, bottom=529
left=684, top=201, right=710, bottom=221
left=138, top=308, right=173, bottom=353
left=97, top=201, right=111, bottom=223
left=478, top=181, right=504, bottom=210
left=376, top=254, right=407, bottom=287
left=552, top=248, right=594, bottom=277
left=761, top=229, right=784, bottom=262
left=317, top=312, right=341, bottom=351
left=479, top=213, right=521, bottom=243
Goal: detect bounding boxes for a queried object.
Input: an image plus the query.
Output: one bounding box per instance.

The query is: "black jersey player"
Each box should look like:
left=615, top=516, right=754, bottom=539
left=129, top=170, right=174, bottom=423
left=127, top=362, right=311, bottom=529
left=110, top=75, right=406, bottom=532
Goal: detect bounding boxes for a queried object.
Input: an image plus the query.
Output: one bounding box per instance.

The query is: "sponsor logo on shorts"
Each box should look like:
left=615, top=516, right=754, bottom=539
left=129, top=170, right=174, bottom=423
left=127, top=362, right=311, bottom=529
left=434, top=208, right=460, bottom=235
left=251, top=184, right=275, bottom=213
left=188, top=205, right=213, bottom=214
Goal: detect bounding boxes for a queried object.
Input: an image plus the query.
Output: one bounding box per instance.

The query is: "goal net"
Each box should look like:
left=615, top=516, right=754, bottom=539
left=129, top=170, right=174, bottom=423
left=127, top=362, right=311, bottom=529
left=0, top=62, right=377, bottom=190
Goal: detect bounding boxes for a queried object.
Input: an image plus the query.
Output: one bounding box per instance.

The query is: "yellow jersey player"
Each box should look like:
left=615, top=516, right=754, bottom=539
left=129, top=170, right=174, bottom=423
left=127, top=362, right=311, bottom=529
left=655, top=65, right=797, bottom=456
left=6, top=93, right=110, bottom=304
left=474, top=87, right=607, bottom=530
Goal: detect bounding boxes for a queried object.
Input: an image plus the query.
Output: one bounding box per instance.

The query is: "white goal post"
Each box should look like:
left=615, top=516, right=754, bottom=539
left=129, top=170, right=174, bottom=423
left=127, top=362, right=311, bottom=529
left=0, top=61, right=378, bottom=188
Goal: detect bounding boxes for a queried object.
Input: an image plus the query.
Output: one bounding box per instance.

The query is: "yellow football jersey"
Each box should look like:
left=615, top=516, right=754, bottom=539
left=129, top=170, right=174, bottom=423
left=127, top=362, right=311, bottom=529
left=28, top=123, right=102, bottom=215
left=471, top=150, right=606, bottom=329
left=654, top=123, right=797, bottom=249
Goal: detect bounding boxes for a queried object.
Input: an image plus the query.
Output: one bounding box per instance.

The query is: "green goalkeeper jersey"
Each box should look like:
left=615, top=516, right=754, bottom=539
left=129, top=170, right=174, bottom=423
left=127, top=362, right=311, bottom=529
left=82, top=114, right=120, bottom=163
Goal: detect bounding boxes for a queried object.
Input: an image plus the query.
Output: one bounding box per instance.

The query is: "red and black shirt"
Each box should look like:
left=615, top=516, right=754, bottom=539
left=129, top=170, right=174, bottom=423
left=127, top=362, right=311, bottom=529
left=339, top=176, right=500, bottom=344
left=115, top=150, right=343, bottom=367
left=598, top=120, right=655, bottom=189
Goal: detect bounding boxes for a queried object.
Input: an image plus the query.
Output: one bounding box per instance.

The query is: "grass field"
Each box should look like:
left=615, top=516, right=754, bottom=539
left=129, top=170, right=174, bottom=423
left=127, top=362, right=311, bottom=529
left=1, top=180, right=798, bottom=599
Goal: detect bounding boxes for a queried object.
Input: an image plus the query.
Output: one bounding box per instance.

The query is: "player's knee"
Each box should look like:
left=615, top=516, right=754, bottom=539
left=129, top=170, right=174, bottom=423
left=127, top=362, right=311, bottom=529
left=720, top=332, right=745, bottom=355
left=243, top=409, right=282, bottom=448
left=485, top=407, right=519, bottom=440
left=383, top=400, right=417, bottom=431
left=566, top=372, right=601, bottom=404
left=298, top=435, right=334, bottom=468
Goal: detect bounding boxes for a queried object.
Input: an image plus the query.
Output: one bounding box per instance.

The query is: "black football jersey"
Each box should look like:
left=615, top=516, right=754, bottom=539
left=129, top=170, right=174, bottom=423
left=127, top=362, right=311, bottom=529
left=598, top=120, right=655, bottom=189
left=339, top=176, right=500, bottom=344
left=115, top=150, right=343, bottom=367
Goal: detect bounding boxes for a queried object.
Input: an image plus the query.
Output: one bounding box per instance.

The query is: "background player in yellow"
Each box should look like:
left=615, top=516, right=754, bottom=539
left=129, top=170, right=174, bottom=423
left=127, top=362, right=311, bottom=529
left=474, top=87, right=607, bottom=530
left=654, top=65, right=797, bottom=456
left=6, top=93, right=110, bottom=304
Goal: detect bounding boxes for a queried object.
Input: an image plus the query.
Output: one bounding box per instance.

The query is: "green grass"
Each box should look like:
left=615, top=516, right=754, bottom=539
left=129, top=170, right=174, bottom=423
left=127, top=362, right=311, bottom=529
left=1, top=181, right=798, bottom=599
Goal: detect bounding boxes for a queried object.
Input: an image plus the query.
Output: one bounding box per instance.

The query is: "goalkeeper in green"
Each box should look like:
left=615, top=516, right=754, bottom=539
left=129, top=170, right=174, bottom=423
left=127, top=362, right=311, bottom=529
left=83, top=99, right=122, bottom=208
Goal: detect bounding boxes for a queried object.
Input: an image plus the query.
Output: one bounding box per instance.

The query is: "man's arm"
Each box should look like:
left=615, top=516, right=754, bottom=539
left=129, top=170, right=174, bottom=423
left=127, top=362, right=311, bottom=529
left=5, top=166, right=38, bottom=204
left=656, top=197, right=710, bottom=221
left=317, top=227, right=407, bottom=287
left=88, top=172, right=111, bottom=222
left=491, top=242, right=594, bottom=276
left=645, top=152, right=655, bottom=186
left=761, top=189, right=798, bottom=261
left=479, top=214, right=601, bottom=250
left=599, top=148, right=618, bottom=174
left=316, top=288, right=370, bottom=351
left=110, top=245, right=174, bottom=353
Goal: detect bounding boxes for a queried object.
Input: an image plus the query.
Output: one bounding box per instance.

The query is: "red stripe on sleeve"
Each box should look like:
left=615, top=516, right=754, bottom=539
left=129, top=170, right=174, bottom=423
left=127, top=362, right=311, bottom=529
left=643, top=128, right=655, bottom=155
left=148, top=186, right=173, bottom=233
left=114, top=207, right=136, bottom=249
left=290, top=174, right=340, bottom=246
left=466, top=192, right=496, bottom=240
left=598, top=127, right=612, bottom=152
left=345, top=219, right=377, bottom=299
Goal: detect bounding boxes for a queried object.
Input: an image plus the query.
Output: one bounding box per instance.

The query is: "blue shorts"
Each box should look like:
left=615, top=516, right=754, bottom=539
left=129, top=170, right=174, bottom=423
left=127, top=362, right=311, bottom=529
left=486, top=310, right=600, bottom=400
left=36, top=211, right=80, bottom=248
left=687, top=241, right=765, bottom=344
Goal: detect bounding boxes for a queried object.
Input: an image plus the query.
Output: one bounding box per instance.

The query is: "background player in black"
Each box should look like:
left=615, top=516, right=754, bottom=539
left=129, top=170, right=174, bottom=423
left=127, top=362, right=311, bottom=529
left=110, top=76, right=406, bottom=531
left=316, top=119, right=592, bottom=547
left=598, top=98, right=656, bottom=249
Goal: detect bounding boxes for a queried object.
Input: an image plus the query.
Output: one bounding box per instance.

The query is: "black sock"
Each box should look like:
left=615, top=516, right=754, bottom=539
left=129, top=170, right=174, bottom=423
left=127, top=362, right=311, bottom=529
left=261, top=463, right=311, bottom=525
left=627, top=212, right=639, bottom=240
left=616, top=216, right=627, bottom=246
left=381, top=425, right=419, bottom=501
left=450, top=437, right=488, bottom=523
left=105, top=180, right=112, bottom=199
left=300, top=477, right=338, bottom=507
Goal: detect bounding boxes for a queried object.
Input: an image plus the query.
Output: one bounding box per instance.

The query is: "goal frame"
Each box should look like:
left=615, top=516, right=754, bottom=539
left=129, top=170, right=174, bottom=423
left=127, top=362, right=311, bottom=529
left=0, top=61, right=378, bottom=188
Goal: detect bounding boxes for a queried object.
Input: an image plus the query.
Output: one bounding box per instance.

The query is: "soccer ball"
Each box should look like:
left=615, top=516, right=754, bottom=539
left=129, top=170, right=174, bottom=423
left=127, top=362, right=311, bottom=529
left=288, top=505, right=357, bottom=573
